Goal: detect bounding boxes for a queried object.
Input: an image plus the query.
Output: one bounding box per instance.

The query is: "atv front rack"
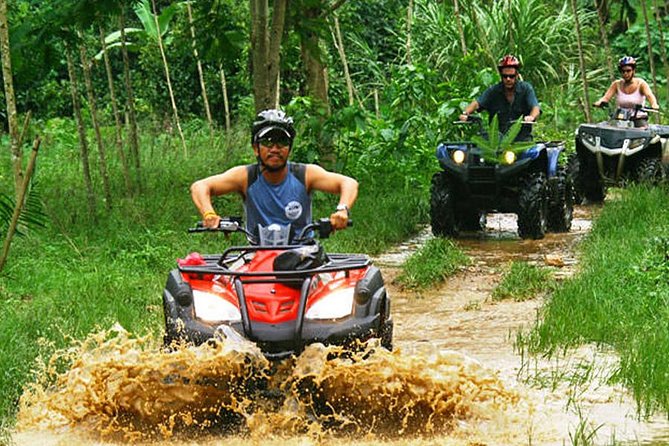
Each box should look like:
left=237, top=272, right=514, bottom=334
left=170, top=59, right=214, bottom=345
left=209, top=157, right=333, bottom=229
left=178, top=245, right=371, bottom=281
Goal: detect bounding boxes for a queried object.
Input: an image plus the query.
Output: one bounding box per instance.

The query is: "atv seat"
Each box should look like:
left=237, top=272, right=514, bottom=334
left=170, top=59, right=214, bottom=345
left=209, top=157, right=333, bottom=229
left=273, top=244, right=329, bottom=272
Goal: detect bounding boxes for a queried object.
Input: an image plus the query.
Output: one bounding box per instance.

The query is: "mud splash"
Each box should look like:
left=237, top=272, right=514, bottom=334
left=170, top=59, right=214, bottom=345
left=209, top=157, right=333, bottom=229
left=14, top=324, right=552, bottom=445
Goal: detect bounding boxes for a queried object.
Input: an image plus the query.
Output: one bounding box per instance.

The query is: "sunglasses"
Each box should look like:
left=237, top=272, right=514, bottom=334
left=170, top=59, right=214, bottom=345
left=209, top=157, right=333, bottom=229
left=258, top=136, right=291, bottom=148
left=501, top=74, right=517, bottom=79
left=621, top=68, right=634, bottom=73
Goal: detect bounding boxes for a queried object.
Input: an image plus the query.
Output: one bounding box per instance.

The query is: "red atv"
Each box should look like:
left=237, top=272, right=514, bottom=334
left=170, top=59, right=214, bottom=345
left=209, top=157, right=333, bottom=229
left=162, top=217, right=393, bottom=360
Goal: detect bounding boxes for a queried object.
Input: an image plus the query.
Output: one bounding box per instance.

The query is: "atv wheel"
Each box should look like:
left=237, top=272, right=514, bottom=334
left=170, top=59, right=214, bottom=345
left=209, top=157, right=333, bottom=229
left=379, top=319, right=393, bottom=351
left=517, top=172, right=547, bottom=240
left=547, top=166, right=574, bottom=232
left=567, top=153, right=584, bottom=205
left=636, top=157, right=666, bottom=185
left=579, top=153, right=606, bottom=203
left=458, top=209, right=486, bottom=232
left=430, top=172, right=458, bottom=237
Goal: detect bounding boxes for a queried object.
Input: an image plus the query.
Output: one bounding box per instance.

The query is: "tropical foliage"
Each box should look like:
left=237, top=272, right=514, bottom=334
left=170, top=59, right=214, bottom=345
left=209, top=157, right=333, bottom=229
left=1, top=0, right=669, bottom=433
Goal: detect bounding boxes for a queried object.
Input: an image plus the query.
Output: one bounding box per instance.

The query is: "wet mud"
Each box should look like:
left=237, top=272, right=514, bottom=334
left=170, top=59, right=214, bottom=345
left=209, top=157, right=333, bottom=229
left=12, top=206, right=669, bottom=445
left=379, top=205, right=669, bottom=445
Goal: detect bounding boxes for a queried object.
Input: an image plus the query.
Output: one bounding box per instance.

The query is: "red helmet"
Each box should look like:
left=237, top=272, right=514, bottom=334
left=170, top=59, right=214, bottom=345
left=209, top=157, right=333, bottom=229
left=498, top=54, right=521, bottom=70
left=618, top=56, right=637, bottom=70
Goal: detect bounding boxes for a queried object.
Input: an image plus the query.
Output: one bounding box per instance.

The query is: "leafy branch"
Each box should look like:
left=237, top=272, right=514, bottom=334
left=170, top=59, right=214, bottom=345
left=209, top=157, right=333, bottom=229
left=470, top=115, right=536, bottom=164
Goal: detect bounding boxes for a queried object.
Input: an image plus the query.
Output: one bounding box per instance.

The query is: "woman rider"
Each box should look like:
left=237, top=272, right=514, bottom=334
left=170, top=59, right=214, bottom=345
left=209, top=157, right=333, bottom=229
left=593, top=56, right=659, bottom=127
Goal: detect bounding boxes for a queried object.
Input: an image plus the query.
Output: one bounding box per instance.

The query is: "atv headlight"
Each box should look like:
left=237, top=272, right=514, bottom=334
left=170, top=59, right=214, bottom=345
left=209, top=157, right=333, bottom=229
left=629, top=138, right=647, bottom=149
left=305, top=287, right=355, bottom=320
left=451, top=149, right=466, bottom=164
left=193, top=290, right=241, bottom=323
left=502, top=150, right=516, bottom=164
left=581, top=132, right=596, bottom=146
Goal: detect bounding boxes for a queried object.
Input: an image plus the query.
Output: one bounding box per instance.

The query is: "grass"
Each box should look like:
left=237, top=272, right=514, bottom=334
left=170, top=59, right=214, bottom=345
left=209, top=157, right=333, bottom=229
left=395, top=237, right=469, bottom=290
left=520, top=185, right=669, bottom=416
left=0, top=120, right=429, bottom=430
left=492, top=261, right=555, bottom=301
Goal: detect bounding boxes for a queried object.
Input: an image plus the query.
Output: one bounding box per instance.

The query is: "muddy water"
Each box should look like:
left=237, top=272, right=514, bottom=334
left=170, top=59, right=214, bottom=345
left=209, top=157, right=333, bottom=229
left=378, top=206, right=669, bottom=445
left=12, top=206, right=669, bottom=445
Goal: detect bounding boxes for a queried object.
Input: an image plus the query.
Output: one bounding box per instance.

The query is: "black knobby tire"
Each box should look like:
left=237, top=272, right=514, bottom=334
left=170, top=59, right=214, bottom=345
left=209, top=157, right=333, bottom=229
left=458, top=209, right=486, bottom=232
left=547, top=166, right=574, bottom=232
left=636, top=157, right=666, bottom=185
left=430, top=172, right=458, bottom=237
left=578, top=153, right=606, bottom=203
left=567, top=152, right=584, bottom=205
left=517, top=172, right=547, bottom=240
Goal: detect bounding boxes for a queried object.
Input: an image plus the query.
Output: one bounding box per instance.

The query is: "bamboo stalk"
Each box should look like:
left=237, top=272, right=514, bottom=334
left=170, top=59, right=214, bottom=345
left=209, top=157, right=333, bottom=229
left=0, top=137, right=40, bottom=272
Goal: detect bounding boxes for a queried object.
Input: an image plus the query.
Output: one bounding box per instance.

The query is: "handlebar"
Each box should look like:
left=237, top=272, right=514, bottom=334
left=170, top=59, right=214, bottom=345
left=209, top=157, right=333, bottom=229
left=596, top=101, right=660, bottom=114
left=188, top=216, right=352, bottom=245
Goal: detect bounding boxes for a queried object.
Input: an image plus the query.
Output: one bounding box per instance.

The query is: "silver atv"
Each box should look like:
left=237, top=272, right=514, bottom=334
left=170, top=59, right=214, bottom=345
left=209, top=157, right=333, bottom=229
left=571, top=103, right=669, bottom=203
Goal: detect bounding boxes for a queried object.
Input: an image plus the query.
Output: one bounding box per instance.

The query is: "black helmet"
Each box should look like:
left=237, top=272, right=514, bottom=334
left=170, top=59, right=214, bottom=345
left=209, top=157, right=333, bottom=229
left=251, top=109, right=296, bottom=144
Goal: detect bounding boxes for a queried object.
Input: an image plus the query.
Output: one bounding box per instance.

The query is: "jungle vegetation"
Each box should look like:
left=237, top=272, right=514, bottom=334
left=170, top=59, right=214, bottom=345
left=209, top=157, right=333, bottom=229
left=1, top=0, right=669, bottom=433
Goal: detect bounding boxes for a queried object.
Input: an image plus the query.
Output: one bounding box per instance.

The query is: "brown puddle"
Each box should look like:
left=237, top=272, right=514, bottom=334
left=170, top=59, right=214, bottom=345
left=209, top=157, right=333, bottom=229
left=382, top=205, right=669, bottom=445
left=12, top=206, right=669, bottom=445
left=14, top=326, right=543, bottom=445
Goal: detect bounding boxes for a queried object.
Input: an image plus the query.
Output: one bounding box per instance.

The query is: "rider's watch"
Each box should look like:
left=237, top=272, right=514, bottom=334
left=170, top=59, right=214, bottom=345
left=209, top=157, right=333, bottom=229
left=336, top=204, right=350, bottom=217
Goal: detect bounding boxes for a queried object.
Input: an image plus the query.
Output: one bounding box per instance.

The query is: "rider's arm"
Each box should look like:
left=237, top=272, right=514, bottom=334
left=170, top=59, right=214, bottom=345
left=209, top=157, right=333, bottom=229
left=640, top=80, right=660, bottom=109
left=305, top=164, right=358, bottom=230
left=524, top=105, right=541, bottom=122
left=190, top=165, right=247, bottom=227
left=459, top=100, right=480, bottom=121
left=594, top=81, right=617, bottom=107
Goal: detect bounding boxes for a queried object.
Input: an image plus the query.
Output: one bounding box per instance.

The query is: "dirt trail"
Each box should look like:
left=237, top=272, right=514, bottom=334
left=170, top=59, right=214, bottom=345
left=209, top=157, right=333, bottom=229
left=375, top=206, right=669, bottom=445
left=12, top=207, right=669, bottom=446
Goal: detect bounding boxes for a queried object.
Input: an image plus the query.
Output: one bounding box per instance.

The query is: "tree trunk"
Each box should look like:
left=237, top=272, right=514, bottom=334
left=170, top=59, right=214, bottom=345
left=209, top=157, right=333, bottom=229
left=0, top=0, right=21, bottom=196
left=218, top=65, right=231, bottom=132
left=151, top=0, right=187, bottom=156
left=0, top=136, right=40, bottom=273
left=331, top=15, right=355, bottom=107
left=594, top=0, right=615, bottom=82
left=186, top=2, right=214, bottom=136
left=571, top=0, right=592, bottom=122
left=100, top=24, right=132, bottom=195
left=406, top=0, right=413, bottom=64
left=79, top=39, right=112, bottom=210
left=652, top=0, right=669, bottom=104
left=119, top=12, right=141, bottom=188
left=65, top=44, right=96, bottom=220
left=453, top=0, right=467, bottom=56
left=250, top=0, right=288, bottom=112
left=640, top=0, right=659, bottom=100
left=299, top=7, right=329, bottom=114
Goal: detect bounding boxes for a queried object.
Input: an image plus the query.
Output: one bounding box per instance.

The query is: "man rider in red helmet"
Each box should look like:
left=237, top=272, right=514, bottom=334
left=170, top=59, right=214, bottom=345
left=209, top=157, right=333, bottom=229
left=191, top=109, right=358, bottom=240
left=459, top=55, right=541, bottom=141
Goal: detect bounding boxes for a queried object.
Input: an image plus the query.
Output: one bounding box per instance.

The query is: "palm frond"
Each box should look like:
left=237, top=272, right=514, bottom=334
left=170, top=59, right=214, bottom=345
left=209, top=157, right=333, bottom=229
left=0, top=183, right=47, bottom=238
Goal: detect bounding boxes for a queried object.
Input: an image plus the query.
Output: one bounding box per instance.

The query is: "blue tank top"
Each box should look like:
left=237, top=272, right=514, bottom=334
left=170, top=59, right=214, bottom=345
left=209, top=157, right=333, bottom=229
left=245, top=162, right=311, bottom=241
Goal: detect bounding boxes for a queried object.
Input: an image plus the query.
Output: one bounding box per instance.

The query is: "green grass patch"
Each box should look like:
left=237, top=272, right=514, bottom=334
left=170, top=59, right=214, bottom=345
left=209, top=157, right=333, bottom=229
left=520, top=185, right=669, bottom=416
left=492, top=261, right=555, bottom=301
left=396, top=237, right=469, bottom=290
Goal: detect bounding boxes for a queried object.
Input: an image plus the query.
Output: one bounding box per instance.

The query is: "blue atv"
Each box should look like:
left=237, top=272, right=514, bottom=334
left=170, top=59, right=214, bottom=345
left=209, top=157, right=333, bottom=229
left=430, top=116, right=573, bottom=239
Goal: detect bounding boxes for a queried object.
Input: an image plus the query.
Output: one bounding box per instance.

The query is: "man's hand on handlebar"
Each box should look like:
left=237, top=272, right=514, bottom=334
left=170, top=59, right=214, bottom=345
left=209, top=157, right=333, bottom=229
left=203, top=213, right=221, bottom=229
left=330, top=209, right=349, bottom=230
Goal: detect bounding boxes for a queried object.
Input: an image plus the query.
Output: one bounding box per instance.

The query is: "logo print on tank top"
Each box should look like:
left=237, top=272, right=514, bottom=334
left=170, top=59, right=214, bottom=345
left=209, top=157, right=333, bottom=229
left=285, top=201, right=303, bottom=220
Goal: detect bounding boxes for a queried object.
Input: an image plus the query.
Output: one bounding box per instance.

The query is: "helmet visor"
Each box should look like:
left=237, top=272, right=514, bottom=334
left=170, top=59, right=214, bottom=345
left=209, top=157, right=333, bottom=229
left=255, top=126, right=292, bottom=147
